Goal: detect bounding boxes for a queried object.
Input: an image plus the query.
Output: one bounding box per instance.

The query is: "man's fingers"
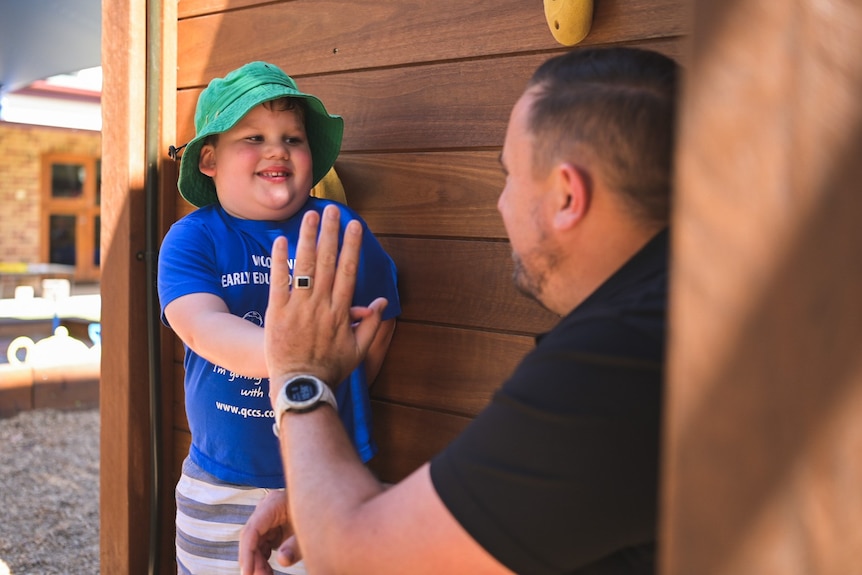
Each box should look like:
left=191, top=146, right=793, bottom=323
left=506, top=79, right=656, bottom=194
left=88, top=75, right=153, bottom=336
left=265, top=205, right=375, bottom=386
left=353, top=297, right=388, bottom=353
left=239, top=490, right=291, bottom=575
left=268, top=236, right=291, bottom=310
left=313, top=204, right=343, bottom=296
left=276, top=535, right=302, bottom=566
left=291, top=209, right=322, bottom=296
left=332, top=219, right=363, bottom=309
left=238, top=527, right=274, bottom=575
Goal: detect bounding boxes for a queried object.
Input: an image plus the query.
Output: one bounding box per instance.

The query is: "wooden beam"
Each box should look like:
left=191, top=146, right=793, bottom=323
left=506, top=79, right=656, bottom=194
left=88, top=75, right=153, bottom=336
left=175, top=0, right=686, bottom=85
left=153, top=0, right=181, bottom=570
left=99, top=0, right=152, bottom=572
left=663, top=0, right=862, bottom=572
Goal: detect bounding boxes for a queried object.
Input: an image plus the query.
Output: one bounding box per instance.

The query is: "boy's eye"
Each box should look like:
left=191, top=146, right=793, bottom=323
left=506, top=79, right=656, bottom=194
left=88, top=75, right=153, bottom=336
left=240, top=135, right=304, bottom=144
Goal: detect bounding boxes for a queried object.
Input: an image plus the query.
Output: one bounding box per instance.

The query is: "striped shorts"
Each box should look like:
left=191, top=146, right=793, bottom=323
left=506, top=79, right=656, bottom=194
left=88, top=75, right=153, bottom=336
left=175, top=456, right=306, bottom=575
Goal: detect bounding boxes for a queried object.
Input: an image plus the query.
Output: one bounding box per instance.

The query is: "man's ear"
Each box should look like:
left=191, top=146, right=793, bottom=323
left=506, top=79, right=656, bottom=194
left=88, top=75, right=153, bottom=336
left=552, top=162, right=590, bottom=230
left=198, top=144, right=216, bottom=177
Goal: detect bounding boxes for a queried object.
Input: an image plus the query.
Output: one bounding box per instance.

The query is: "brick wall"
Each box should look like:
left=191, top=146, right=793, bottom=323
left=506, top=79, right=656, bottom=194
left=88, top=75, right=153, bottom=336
left=0, top=122, right=100, bottom=263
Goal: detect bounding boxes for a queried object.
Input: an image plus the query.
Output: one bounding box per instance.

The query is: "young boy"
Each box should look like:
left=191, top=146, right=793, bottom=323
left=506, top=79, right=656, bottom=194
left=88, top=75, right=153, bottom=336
left=158, top=61, right=400, bottom=575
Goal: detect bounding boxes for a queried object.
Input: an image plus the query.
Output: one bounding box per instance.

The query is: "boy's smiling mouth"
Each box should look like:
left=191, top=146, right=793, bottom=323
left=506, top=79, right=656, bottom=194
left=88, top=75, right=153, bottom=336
left=258, top=170, right=291, bottom=178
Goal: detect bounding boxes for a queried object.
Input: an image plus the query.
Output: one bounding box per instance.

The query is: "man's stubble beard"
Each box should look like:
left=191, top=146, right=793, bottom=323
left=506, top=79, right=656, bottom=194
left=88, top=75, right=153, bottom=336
left=511, top=245, right=557, bottom=314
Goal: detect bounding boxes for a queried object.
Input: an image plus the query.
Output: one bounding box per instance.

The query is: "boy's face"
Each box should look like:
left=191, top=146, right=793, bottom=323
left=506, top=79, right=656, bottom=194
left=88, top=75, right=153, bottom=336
left=198, top=102, right=313, bottom=220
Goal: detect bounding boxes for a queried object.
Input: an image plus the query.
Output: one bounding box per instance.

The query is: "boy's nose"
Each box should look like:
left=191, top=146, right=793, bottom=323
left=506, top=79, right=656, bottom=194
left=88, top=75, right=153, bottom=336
left=264, top=141, right=290, bottom=158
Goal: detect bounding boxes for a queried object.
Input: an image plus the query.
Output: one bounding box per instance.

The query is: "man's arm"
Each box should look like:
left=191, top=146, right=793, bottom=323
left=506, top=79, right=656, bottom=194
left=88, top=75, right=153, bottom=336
left=243, top=205, right=513, bottom=575
left=279, top=408, right=511, bottom=575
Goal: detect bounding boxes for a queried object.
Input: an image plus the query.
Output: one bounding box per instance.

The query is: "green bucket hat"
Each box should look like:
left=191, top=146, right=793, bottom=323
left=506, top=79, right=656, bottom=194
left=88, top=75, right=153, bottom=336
left=175, top=61, right=344, bottom=208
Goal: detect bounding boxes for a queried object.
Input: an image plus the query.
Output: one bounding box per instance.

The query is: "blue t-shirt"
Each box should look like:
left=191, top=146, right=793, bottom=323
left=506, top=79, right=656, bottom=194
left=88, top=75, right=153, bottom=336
left=158, top=197, right=401, bottom=488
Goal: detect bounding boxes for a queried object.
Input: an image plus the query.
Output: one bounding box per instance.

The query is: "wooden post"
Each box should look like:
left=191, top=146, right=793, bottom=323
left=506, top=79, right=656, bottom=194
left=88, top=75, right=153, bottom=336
left=663, top=0, right=862, bottom=573
left=100, top=0, right=152, bottom=572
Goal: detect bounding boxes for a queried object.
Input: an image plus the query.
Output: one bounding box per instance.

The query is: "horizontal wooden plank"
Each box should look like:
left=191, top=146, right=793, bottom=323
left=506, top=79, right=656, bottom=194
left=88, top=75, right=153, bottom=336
left=178, top=0, right=269, bottom=19
left=336, top=152, right=506, bottom=238
left=380, top=236, right=559, bottom=334
left=176, top=38, right=684, bottom=154
left=368, top=400, right=472, bottom=483
left=162, top=239, right=555, bottom=345
left=169, top=148, right=508, bottom=232
left=168, top=328, right=530, bottom=481
left=164, top=219, right=557, bottom=335
left=171, top=400, right=470, bottom=484
left=303, top=37, right=685, bottom=152
left=176, top=0, right=688, bottom=87
left=372, top=322, right=532, bottom=417
left=169, top=329, right=531, bottom=446
left=170, top=321, right=540, bottom=421
left=175, top=53, right=538, bottom=152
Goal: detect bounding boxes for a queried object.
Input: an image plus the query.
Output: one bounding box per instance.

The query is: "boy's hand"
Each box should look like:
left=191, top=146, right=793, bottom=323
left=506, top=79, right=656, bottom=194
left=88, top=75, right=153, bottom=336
left=264, top=204, right=388, bottom=404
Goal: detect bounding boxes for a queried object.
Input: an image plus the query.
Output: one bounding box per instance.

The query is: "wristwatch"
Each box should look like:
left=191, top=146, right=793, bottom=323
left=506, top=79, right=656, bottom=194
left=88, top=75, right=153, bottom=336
left=272, top=375, right=338, bottom=436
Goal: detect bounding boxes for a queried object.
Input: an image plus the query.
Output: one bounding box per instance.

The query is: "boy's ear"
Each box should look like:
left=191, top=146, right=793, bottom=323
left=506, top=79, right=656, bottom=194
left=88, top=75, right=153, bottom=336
left=552, top=162, right=590, bottom=230
left=198, top=144, right=216, bottom=177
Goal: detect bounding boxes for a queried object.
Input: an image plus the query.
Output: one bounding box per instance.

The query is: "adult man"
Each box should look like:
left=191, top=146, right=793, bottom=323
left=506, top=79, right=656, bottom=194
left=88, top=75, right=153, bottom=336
left=240, top=46, right=679, bottom=575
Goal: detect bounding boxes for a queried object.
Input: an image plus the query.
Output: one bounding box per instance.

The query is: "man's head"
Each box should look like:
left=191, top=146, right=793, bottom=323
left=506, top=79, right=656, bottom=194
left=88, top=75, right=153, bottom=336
left=498, top=47, right=679, bottom=313
left=176, top=61, right=343, bottom=210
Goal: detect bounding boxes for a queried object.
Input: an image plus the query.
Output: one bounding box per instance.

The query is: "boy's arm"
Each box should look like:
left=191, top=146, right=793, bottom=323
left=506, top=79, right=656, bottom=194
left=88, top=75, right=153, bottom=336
left=165, top=292, right=268, bottom=378
left=364, top=318, right=395, bottom=385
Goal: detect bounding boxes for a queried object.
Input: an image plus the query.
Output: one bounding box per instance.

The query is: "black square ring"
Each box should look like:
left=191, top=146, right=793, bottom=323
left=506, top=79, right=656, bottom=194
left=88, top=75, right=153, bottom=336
left=294, top=276, right=313, bottom=289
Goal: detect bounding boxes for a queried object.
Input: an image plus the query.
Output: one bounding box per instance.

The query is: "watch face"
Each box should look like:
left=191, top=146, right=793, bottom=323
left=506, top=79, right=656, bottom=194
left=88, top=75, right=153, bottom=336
left=286, top=379, right=318, bottom=402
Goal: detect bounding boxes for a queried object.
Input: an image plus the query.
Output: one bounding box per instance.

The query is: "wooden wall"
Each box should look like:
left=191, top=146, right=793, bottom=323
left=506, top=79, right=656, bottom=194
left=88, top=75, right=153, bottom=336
left=662, top=0, right=862, bottom=573
left=158, top=0, right=688, bottom=569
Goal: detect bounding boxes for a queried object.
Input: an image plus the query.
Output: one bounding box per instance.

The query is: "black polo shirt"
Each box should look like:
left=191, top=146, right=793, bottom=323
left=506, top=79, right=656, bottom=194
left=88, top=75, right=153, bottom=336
left=430, top=229, right=669, bottom=574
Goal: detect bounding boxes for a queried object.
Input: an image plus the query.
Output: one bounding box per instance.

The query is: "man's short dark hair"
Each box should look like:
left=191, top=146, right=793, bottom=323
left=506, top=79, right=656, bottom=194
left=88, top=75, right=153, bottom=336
left=527, top=47, right=679, bottom=226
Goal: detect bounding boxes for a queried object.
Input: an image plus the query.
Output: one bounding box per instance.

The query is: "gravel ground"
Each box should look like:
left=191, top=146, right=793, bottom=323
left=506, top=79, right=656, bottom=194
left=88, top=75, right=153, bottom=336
left=0, top=408, right=99, bottom=574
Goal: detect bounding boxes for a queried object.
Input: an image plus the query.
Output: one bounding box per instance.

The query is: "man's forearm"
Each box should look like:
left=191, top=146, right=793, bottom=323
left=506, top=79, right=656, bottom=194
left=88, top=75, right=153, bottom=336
left=279, top=405, right=385, bottom=574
